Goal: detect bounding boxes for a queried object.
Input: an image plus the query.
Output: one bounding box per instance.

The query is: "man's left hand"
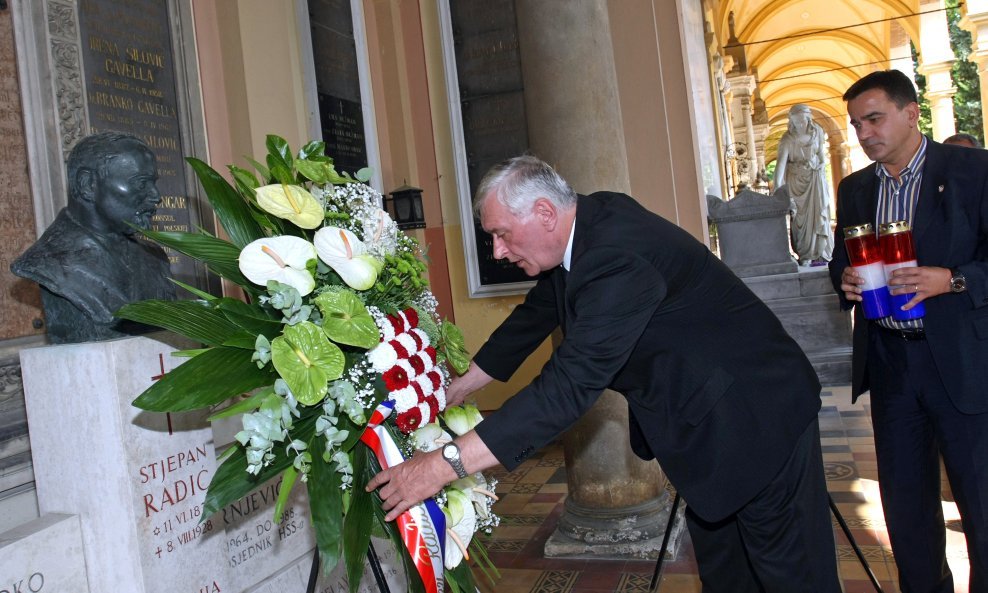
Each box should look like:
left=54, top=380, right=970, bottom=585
left=887, top=266, right=953, bottom=310
left=366, top=450, right=454, bottom=522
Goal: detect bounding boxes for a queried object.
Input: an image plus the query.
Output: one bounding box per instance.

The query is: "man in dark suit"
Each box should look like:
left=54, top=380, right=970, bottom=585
left=830, top=70, right=988, bottom=593
left=369, top=156, right=841, bottom=592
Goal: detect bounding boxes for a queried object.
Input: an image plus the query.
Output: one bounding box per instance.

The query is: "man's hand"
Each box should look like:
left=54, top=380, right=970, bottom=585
left=366, top=449, right=455, bottom=522
left=445, top=361, right=494, bottom=408
left=366, top=431, right=499, bottom=522
left=840, top=266, right=864, bottom=302
left=887, top=266, right=953, bottom=310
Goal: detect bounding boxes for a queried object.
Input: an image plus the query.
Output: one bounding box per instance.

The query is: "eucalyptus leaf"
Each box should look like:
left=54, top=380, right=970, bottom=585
left=133, top=346, right=276, bottom=412
left=314, top=290, right=380, bottom=349
left=271, top=322, right=345, bottom=405
left=116, top=300, right=239, bottom=346
left=187, top=157, right=265, bottom=249
left=201, top=412, right=318, bottom=519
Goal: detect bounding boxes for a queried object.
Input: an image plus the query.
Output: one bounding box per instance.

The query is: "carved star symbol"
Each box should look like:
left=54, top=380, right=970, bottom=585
left=154, top=526, right=161, bottom=536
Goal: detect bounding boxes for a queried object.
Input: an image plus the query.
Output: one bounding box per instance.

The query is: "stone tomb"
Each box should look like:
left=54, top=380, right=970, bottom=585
left=0, top=514, right=90, bottom=592
left=18, top=334, right=409, bottom=592
left=20, top=335, right=230, bottom=593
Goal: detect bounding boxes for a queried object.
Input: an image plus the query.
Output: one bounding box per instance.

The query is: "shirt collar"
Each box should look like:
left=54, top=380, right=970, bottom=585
left=562, top=216, right=576, bottom=271
left=875, top=136, right=927, bottom=181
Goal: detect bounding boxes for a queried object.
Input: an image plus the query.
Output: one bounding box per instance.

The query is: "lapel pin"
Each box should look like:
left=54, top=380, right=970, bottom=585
left=939, top=184, right=945, bottom=192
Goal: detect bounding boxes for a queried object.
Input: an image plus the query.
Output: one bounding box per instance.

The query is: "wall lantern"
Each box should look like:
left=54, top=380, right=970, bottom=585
left=386, top=184, right=426, bottom=230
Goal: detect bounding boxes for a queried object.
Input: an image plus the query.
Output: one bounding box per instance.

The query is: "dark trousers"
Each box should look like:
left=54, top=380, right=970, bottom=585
left=871, top=330, right=988, bottom=593
left=685, top=419, right=841, bottom=593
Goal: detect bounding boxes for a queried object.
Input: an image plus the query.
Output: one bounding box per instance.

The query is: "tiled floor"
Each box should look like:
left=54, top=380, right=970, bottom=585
left=472, top=387, right=971, bottom=593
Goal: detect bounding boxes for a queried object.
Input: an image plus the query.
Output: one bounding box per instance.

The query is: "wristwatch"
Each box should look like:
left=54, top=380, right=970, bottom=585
left=442, top=442, right=469, bottom=479
left=950, top=268, right=967, bottom=293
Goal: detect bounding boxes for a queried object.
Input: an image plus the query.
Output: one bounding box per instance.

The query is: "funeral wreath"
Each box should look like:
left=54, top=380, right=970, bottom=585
left=119, top=135, right=499, bottom=593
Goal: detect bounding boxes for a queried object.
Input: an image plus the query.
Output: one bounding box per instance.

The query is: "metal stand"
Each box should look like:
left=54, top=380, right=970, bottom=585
left=306, top=542, right=392, bottom=593
left=649, top=494, right=884, bottom=593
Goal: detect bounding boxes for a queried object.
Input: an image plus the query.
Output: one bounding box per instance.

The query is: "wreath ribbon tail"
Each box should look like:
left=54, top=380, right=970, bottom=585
left=360, top=401, right=447, bottom=593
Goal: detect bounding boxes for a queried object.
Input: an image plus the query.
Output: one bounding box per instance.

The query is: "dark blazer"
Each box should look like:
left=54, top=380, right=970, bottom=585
left=828, top=139, right=988, bottom=413
left=473, top=192, right=821, bottom=522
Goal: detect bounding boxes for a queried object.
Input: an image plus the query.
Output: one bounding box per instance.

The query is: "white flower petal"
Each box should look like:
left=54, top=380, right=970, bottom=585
left=238, top=236, right=317, bottom=295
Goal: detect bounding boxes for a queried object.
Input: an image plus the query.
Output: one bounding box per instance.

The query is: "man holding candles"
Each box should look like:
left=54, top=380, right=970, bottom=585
left=830, top=69, right=988, bottom=593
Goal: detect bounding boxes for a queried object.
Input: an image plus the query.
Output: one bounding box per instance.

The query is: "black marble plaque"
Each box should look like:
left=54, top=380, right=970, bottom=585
left=318, top=94, right=368, bottom=178
left=449, top=0, right=531, bottom=287
left=78, top=0, right=204, bottom=290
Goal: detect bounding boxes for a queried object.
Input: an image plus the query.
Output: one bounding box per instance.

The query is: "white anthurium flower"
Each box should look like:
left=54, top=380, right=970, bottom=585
left=443, top=403, right=484, bottom=436
left=239, top=236, right=317, bottom=296
left=410, top=422, right=444, bottom=452
left=314, top=226, right=383, bottom=290
left=443, top=489, right=476, bottom=569
left=255, top=184, right=324, bottom=229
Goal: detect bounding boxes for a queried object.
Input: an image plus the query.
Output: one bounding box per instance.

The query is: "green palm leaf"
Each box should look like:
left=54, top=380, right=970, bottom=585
left=133, top=346, right=275, bottom=411
left=139, top=229, right=251, bottom=289
left=344, top=446, right=374, bottom=592
left=216, top=298, right=283, bottom=336
left=309, top=442, right=344, bottom=577
left=116, top=300, right=240, bottom=345
left=187, top=157, right=266, bottom=248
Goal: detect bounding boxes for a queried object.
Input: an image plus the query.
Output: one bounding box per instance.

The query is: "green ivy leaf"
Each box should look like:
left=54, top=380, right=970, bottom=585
left=314, top=290, right=380, bottom=349
left=271, top=322, right=344, bottom=405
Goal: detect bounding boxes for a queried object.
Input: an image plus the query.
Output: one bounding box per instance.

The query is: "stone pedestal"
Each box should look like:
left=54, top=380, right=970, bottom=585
left=707, top=189, right=798, bottom=278
left=0, top=514, right=90, bottom=592
left=743, top=269, right=852, bottom=385
left=544, top=391, right=685, bottom=560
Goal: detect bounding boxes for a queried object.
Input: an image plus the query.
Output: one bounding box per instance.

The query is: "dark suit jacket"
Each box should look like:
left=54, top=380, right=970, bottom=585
left=473, top=192, right=822, bottom=521
left=828, top=139, right=988, bottom=413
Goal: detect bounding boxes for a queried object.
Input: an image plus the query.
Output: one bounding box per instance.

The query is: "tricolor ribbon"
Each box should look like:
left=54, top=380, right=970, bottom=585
left=361, top=400, right=447, bottom=593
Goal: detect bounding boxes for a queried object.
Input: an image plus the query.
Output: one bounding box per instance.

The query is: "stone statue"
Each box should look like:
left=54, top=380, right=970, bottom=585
left=11, top=132, right=175, bottom=343
left=774, top=104, right=834, bottom=266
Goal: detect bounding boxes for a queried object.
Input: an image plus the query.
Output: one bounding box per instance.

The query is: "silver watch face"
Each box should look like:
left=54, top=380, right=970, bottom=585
left=443, top=443, right=458, bottom=460
left=952, top=274, right=967, bottom=292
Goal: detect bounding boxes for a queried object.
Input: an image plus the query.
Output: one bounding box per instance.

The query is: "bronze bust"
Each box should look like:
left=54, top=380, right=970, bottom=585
left=11, top=132, right=175, bottom=343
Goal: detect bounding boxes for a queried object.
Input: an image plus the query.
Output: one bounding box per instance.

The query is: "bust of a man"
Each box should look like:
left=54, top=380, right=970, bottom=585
left=11, top=131, right=175, bottom=343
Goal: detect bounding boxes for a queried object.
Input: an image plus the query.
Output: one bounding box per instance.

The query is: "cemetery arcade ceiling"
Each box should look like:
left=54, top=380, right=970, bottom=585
left=714, top=0, right=926, bottom=158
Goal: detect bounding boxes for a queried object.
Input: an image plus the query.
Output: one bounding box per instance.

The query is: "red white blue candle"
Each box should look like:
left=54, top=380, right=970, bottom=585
left=879, top=220, right=925, bottom=321
left=844, top=223, right=892, bottom=319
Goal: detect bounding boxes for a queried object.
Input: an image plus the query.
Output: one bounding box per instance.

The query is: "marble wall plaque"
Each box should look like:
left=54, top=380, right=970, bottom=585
left=0, top=514, right=90, bottom=593
left=0, top=6, right=43, bottom=340
left=77, top=0, right=204, bottom=290
left=20, top=335, right=231, bottom=593
left=447, top=0, right=533, bottom=289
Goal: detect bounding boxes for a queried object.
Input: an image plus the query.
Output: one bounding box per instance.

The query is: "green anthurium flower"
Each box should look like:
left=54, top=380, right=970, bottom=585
left=255, top=183, right=324, bottom=229
left=313, top=226, right=383, bottom=290
left=443, top=404, right=484, bottom=436
left=239, top=236, right=317, bottom=296
left=313, top=288, right=380, bottom=348
left=270, top=321, right=345, bottom=405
